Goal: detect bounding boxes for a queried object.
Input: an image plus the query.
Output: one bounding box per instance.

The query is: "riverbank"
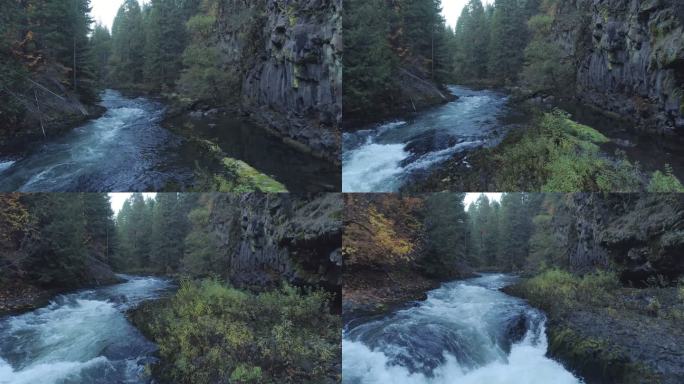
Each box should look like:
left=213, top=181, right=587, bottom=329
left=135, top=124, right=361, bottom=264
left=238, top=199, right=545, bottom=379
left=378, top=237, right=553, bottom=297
left=0, top=282, right=64, bottom=317
left=0, top=102, right=106, bottom=157
left=342, top=268, right=440, bottom=321
left=409, top=108, right=684, bottom=192
left=0, top=272, right=123, bottom=318
left=343, top=69, right=457, bottom=132
left=160, top=91, right=342, bottom=166
left=160, top=94, right=340, bottom=192
left=506, top=271, right=684, bottom=384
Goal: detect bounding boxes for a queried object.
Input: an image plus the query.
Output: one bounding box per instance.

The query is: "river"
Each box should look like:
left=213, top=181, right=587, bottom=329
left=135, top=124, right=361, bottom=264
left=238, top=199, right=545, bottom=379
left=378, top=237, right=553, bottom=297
left=342, top=85, right=684, bottom=192
left=0, top=90, right=339, bottom=192
left=342, top=274, right=583, bottom=384
left=0, top=275, right=174, bottom=384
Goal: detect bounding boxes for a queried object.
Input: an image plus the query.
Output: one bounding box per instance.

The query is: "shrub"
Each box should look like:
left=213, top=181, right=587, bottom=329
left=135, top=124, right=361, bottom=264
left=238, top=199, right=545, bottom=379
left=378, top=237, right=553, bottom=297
left=519, top=269, right=620, bottom=313
left=647, top=165, right=684, bottom=192
left=494, top=110, right=642, bottom=191
left=148, top=280, right=340, bottom=384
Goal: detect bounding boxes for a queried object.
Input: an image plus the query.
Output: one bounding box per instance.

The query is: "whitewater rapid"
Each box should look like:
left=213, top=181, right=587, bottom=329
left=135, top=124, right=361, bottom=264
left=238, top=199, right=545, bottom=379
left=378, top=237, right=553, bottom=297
left=0, top=275, right=174, bottom=384
left=342, top=274, right=583, bottom=384
left=342, top=86, right=513, bottom=192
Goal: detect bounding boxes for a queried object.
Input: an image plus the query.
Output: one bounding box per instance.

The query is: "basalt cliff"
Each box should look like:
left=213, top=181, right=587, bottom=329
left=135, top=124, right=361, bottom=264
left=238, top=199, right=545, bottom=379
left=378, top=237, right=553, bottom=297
left=218, top=0, right=342, bottom=162
left=553, top=0, right=684, bottom=133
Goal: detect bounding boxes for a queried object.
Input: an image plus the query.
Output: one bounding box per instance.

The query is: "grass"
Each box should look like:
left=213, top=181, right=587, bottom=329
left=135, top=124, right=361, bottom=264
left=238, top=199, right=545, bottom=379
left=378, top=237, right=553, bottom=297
left=142, top=279, right=340, bottom=384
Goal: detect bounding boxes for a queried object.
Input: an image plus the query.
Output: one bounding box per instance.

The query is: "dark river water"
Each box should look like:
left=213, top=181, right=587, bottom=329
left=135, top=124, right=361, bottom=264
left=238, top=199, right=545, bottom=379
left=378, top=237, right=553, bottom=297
left=342, top=85, right=684, bottom=192
left=0, top=90, right=339, bottom=192
left=342, top=274, right=583, bottom=384
left=0, top=275, right=174, bottom=384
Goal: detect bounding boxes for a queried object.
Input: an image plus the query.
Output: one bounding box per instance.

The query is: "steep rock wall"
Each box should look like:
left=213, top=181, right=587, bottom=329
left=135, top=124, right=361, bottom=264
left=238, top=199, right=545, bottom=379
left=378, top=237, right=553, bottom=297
left=554, top=0, right=684, bottom=133
left=216, top=0, right=341, bottom=162
left=206, top=193, right=342, bottom=291
left=553, top=193, right=684, bottom=282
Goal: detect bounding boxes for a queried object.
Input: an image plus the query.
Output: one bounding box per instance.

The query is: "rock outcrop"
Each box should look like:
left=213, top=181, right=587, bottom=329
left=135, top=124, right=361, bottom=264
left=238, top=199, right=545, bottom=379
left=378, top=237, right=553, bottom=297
left=553, top=193, right=684, bottom=282
left=553, top=0, right=684, bottom=133
left=205, top=193, right=342, bottom=291
left=216, top=0, right=341, bottom=163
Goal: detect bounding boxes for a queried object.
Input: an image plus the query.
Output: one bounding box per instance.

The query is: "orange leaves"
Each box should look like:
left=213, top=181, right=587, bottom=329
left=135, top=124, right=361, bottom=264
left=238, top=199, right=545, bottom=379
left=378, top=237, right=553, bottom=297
left=343, top=194, right=425, bottom=268
left=0, top=193, right=29, bottom=249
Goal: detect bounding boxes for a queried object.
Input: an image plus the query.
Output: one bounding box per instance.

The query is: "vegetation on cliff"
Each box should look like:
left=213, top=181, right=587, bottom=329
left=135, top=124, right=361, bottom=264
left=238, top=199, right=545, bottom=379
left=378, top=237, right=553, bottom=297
left=0, top=0, right=101, bottom=143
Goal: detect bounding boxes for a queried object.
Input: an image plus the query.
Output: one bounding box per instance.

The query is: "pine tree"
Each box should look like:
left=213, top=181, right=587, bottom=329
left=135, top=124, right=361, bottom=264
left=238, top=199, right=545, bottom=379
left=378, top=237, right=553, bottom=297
left=487, top=0, right=529, bottom=83
left=422, top=193, right=468, bottom=277
left=82, top=193, right=115, bottom=263
left=89, top=23, right=112, bottom=86
left=343, top=0, right=397, bottom=115
left=110, top=0, right=145, bottom=85
left=453, top=0, right=490, bottom=81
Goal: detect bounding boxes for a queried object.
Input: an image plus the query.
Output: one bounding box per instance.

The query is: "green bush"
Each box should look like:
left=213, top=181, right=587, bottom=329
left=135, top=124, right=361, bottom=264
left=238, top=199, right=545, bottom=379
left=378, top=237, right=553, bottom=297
left=647, top=165, right=684, bottom=192
left=494, top=110, right=642, bottom=191
left=519, top=269, right=620, bottom=313
left=148, top=279, right=340, bottom=384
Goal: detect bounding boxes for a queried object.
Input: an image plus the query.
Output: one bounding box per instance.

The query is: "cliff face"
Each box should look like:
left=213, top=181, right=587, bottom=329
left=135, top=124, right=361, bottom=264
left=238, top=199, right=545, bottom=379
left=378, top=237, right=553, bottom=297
left=216, top=0, right=341, bottom=162
left=553, top=0, right=684, bottom=133
left=205, top=193, right=342, bottom=291
left=553, top=193, right=684, bottom=282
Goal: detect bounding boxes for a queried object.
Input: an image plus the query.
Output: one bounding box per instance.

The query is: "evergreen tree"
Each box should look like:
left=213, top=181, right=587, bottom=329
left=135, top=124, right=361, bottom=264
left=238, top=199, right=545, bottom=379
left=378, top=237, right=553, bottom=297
left=82, top=193, right=115, bottom=263
left=149, top=193, right=195, bottom=273
left=143, top=0, right=189, bottom=90
left=343, top=0, right=397, bottom=116
left=110, top=0, right=145, bottom=84
left=183, top=202, right=221, bottom=276
left=487, top=0, right=530, bottom=83
left=422, top=193, right=468, bottom=277
left=453, top=0, right=490, bottom=81
left=89, top=23, right=112, bottom=86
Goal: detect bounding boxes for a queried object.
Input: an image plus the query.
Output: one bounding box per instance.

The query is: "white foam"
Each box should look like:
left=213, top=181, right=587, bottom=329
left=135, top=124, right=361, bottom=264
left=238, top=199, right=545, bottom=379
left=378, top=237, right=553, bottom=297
left=0, top=160, right=15, bottom=173
left=343, top=334, right=582, bottom=384
left=342, top=142, right=409, bottom=192
left=0, top=356, right=110, bottom=384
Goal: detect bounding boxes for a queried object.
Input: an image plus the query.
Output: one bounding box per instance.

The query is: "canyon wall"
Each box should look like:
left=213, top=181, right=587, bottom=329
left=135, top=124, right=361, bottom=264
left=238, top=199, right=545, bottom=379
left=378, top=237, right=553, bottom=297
left=553, top=193, right=684, bottom=282
left=205, top=193, right=342, bottom=290
left=217, top=0, right=342, bottom=162
left=554, top=0, right=684, bottom=133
